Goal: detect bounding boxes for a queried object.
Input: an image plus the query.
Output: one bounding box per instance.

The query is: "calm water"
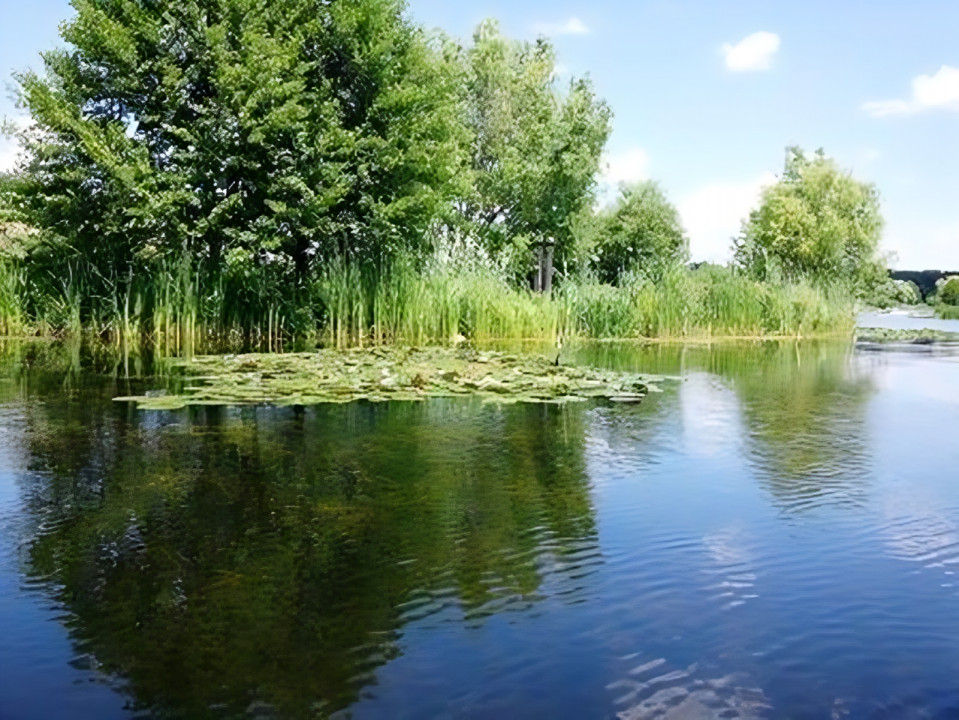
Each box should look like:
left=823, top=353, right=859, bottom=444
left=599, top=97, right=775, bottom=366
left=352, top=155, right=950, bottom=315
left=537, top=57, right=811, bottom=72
left=859, top=309, right=959, bottom=334
left=1, top=337, right=959, bottom=719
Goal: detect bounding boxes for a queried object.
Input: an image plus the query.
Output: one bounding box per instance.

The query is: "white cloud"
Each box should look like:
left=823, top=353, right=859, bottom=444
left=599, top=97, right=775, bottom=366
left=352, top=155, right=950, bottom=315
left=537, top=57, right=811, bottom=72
left=722, top=32, right=780, bottom=72
left=863, top=99, right=914, bottom=117
left=602, top=147, right=650, bottom=186
left=864, top=65, right=959, bottom=117
left=0, top=137, right=19, bottom=174
left=0, top=116, right=31, bottom=173
left=534, top=17, right=590, bottom=37
left=884, top=219, right=959, bottom=270
left=678, top=173, right=776, bottom=264
left=597, top=147, right=650, bottom=205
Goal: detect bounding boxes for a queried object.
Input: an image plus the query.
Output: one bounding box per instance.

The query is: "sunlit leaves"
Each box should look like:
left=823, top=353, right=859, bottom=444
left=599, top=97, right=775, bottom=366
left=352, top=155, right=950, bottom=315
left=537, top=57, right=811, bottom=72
left=734, top=147, right=884, bottom=287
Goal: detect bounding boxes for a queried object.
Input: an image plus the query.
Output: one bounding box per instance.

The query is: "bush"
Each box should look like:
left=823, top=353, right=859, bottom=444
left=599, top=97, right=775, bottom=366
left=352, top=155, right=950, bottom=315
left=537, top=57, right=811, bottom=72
left=590, top=182, right=688, bottom=284
left=735, top=147, right=883, bottom=286
left=863, top=276, right=923, bottom=309
left=939, top=277, right=959, bottom=306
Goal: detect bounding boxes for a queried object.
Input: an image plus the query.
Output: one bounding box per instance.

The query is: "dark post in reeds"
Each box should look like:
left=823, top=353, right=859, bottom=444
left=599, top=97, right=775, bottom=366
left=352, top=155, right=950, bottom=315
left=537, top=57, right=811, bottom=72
left=532, top=237, right=556, bottom=294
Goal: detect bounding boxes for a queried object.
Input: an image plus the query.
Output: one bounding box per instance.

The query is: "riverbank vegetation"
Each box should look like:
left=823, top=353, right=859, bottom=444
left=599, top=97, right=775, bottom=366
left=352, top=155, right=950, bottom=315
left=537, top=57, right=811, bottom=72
left=927, top=277, right=959, bottom=319
left=856, top=327, right=959, bottom=344
left=0, top=0, right=888, bottom=350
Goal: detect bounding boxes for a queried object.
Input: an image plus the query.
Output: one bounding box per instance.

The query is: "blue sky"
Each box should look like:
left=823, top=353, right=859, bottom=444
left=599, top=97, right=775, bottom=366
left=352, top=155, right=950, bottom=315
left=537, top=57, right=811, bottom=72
left=3, top=1, right=958, bottom=268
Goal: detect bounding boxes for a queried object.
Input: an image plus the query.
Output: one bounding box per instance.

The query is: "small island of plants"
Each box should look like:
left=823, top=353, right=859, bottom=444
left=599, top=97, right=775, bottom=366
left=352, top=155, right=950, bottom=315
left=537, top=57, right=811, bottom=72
left=0, top=0, right=922, bottom=354
left=116, top=346, right=663, bottom=410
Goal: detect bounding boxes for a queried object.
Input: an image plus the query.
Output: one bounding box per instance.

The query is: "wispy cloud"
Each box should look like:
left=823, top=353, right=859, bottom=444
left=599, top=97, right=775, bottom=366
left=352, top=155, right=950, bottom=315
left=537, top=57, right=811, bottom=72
left=533, top=17, right=590, bottom=37
left=864, top=65, right=959, bottom=117
left=597, top=147, right=650, bottom=204
left=0, top=138, right=18, bottom=173
left=722, top=32, right=780, bottom=72
left=678, top=173, right=776, bottom=263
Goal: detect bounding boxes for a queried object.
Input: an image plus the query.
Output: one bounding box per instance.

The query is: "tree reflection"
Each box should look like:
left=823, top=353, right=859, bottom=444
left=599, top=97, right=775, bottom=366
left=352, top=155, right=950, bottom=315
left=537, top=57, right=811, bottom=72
left=6, top=345, right=596, bottom=718
left=568, top=340, right=875, bottom=512
left=704, top=342, right=874, bottom=511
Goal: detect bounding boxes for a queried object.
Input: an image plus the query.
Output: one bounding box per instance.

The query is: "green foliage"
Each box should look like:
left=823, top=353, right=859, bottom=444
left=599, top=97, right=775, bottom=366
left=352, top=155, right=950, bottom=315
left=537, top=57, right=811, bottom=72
left=1, top=5, right=859, bottom=345
left=314, top=258, right=854, bottom=345
left=565, top=265, right=853, bottom=339
left=862, top=275, right=923, bottom=309
left=735, top=147, right=884, bottom=288
left=590, top=181, right=688, bottom=284
left=314, top=254, right=571, bottom=346
left=899, top=280, right=923, bottom=305
left=454, top=21, right=611, bottom=270
left=11, top=0, right=467, bottom=334
left=938, top=277, right=959, bottom=306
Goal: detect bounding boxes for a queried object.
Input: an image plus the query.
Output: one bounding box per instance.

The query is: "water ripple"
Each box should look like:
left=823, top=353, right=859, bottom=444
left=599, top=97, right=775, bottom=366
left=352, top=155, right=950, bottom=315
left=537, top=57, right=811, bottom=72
left=608, top=656, right=770, bottom=720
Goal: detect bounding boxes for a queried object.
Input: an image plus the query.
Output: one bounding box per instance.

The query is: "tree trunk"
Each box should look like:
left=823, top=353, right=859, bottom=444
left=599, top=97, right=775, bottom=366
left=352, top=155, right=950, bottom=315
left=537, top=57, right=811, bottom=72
left=543, top=241, right=554, bottom=295
left=533, top=244, right=544, bottom=292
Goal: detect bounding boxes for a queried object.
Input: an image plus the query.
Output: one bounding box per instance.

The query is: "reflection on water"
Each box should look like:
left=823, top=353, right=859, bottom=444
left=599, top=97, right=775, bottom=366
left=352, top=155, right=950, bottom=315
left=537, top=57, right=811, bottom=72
left=1, top=340, right=959, bottom=718
left=570, top=342, right=875, bottom=512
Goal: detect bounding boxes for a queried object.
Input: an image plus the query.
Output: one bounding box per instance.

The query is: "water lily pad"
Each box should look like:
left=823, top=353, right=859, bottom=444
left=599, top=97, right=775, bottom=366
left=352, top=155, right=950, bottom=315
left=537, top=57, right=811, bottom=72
left=116, top=347, right=666, bottom=410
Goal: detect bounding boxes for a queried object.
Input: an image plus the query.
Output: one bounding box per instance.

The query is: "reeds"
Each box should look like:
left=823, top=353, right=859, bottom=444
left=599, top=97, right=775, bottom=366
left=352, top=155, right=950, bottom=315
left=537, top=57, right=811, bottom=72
left=312, top=260, right=853, bottom=346
left=0, top=252, right=856, bottom=350
left=0, top=258, right=27, bottom=336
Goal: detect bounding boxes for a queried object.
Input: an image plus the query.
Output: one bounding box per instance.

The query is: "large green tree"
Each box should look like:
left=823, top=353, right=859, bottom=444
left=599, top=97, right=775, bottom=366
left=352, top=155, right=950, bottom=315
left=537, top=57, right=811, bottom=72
left=590, top=181, right=688, bottom=284
left=11, top=0, right=466, bottom=320
left=455, top=21, right=611, bottom=274
left=734, top=147, right=884, bottom=286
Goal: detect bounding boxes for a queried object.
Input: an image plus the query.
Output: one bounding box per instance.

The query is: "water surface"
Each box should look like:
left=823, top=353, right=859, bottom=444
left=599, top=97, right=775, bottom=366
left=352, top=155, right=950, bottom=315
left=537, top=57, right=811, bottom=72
left=859, top=309, right=959, bottom=334
left=1, top=340, right=958, bottom=719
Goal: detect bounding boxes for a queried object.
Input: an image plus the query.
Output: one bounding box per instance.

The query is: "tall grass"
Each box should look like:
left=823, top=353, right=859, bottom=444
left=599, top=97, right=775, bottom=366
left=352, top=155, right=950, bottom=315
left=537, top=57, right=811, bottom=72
left=566, top=265, right=854, bottom=340
left=0, top=249, right=856, bottom=350
left=314, top=260, right=854, bottom=346
left=315, top=257, right=571, bottom=348
left=0, top=259, right=27, bottom=336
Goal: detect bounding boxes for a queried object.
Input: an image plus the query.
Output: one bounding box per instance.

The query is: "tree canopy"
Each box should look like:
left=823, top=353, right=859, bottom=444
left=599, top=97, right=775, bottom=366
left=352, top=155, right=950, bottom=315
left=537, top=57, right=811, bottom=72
left=1, top=0, right=615, bottom=332
left=590, top=181, right=688, bottom=284
left=455, top=21, right=611, bottom=271
left=11, top=0, right=468, bottom=319
left=734, top=147, right=884, bottom=286
left=0, top=3, right=886, bottom=342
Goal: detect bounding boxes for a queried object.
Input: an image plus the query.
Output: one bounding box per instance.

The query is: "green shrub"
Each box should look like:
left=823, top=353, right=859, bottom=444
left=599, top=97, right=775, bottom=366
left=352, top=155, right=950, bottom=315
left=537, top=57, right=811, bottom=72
left=939, top=277, right=959, bottom=306
left=590, top=182, right=688, bottom=284
left=864, top=276, right=923, bottom=308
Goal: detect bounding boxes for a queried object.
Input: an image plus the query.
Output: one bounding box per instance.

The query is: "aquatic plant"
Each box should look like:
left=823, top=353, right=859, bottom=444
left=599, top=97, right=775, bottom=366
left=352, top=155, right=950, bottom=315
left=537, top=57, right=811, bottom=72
left=856, top=327, right=959, bottom=344
left=0, top=251, right=856, bottom=349
left=115, top=346, right=661, bottom=410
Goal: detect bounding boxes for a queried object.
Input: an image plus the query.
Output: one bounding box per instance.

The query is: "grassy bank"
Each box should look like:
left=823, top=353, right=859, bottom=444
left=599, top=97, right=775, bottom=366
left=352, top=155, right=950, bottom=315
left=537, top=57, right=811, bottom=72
left=0, top=254, right=855, bottom=351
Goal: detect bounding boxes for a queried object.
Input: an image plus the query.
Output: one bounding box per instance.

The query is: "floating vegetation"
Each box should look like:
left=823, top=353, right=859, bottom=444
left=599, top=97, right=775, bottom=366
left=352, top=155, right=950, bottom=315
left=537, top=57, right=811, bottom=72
left=856, top=327, right=959, bottom=345
left=116, top=347, right=665, bottom=410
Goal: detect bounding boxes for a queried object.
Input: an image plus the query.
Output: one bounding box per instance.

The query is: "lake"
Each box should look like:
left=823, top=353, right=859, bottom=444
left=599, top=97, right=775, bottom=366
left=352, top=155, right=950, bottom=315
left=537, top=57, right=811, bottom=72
left=1, top=331, right=958, bottom=719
